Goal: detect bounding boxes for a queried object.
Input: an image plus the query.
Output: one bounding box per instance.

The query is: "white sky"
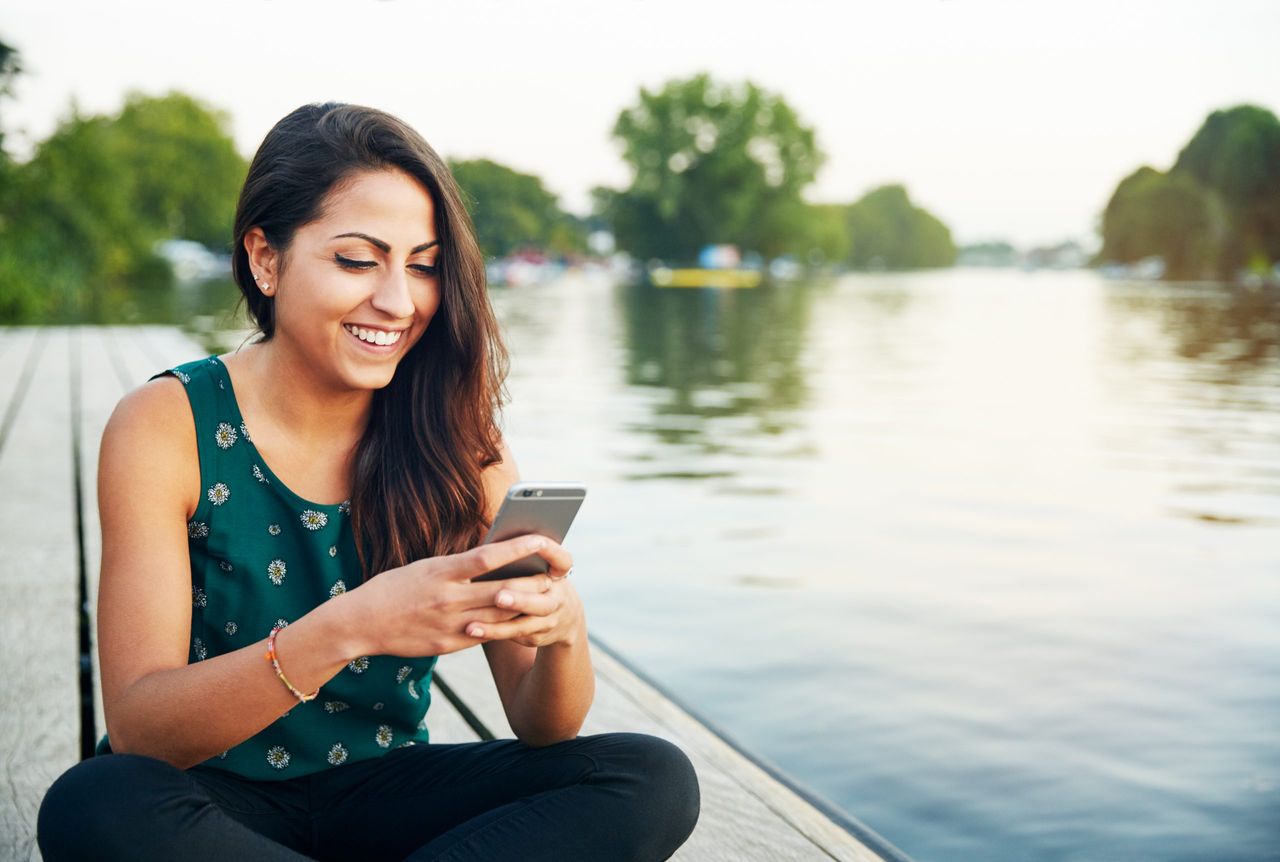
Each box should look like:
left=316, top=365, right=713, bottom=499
left=3, top=0, right=1277, bottom=247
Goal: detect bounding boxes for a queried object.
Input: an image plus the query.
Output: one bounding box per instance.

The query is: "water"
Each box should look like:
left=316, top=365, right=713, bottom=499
left=191, top=267, right=1279, bottom=861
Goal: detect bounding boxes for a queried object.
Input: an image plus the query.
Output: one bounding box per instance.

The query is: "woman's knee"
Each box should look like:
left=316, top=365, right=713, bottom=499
left=38, top=753, right=189, bottom=860
left=591, top=732, right=702, bottom=854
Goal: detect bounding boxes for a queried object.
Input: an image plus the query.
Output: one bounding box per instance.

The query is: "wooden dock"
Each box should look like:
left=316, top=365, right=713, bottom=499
left=0, top=325, right=912, bottom=862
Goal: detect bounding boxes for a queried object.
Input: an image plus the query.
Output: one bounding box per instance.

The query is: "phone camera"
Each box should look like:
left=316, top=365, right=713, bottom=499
left=521, top=489, right=532, bottom=497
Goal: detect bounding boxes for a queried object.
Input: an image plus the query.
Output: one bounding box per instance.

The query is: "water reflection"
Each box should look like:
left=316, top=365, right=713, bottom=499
left=618, top=279, right=817, bottom=448
left=1104, top=282, right=1280, bottom=378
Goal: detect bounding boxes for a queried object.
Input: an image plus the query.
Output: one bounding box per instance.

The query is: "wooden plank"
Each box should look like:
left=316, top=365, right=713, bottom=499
left=0, top=327, right=79, bottom=862
left=588, top=642, right=897, bottom=862
left=433, top=643, right=889, bottom=861
left=422, top=680, right=483, bottom=744
left=0, top=328, right=39, bottom=453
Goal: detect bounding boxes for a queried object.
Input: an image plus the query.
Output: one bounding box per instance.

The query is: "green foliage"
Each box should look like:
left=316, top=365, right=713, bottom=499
left=448, top=157, right=585, bottom=258
left=112, top=91, right=245, bottom=251
left=844, top=184, right=956, bottom=269
left=1099, top=103, right=1280, bottom=280
left=0, top=86, right=247, bottom=323
left=1097, top=166, right=1223, bottom=279
left=601, top=72, right=825, bottom=261
left=797, top=203, right=850, bottom=265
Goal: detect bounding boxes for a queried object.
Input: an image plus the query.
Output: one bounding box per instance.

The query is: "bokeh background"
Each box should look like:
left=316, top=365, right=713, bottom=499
left=2, top=2, right=1278, bottom=860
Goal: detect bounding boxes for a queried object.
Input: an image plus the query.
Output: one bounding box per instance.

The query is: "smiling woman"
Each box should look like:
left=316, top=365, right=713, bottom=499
left=36, top=102, right=700, bottom=862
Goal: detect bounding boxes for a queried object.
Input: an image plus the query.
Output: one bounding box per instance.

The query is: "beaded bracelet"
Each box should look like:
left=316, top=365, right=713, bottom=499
left=265, top=625, right=320, bottom=704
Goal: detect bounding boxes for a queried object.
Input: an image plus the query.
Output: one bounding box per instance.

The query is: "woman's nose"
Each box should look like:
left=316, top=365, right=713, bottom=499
left=371, top=267, right=418, bottom=320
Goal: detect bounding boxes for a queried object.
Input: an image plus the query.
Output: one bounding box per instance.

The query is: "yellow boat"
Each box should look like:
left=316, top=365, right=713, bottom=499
left=648, top=266, right=762, bottom=288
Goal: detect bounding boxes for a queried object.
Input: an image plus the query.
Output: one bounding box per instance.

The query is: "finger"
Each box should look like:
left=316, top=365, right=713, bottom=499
left=532, top=538, right=574, bottom=577
left=471, top=606, right=525, bottom=624
left=466, top=613, right=552, bottom=641
left=492, top=586, right=560, bottom=617
left=460, top=571, right=556, bottom=610
left=458, top=534, right=548, bottom=582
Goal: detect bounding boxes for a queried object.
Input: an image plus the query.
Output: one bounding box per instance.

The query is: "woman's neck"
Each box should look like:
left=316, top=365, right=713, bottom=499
left=228, top=337, right=373, bottom=452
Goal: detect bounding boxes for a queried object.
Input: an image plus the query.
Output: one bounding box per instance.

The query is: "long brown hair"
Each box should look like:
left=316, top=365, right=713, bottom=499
left=230, top=102, right=508, bottom=583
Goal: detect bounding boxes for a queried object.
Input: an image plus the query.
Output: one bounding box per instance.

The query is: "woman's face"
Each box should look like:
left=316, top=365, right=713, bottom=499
left=265, top=166, right=443, bottom=390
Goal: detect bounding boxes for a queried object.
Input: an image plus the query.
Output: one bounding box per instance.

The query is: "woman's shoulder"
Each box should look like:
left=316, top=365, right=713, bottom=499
left=103, top=364, right=205, bottom=521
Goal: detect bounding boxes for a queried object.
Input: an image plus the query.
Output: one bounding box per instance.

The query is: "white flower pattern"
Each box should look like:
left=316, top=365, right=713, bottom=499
left=266, top=746, right=291, bottom=769
left=267, top=559, right=287, bottom=586
left=207, top=482, right=230, bottom=506
left=329, top=580, right=346, bottom=597
left=327, top=743, right=348, bottom=765
left=253, top=464, right=269, bottom=484
left=268, top=523, right=281, bottom=536
left=214, top=422, right=238, bottom=449
left=300, top=509, right=328, bottom=530
left=188, top=520, right=209, bottom=539
left=225, top=621, right=238, bottom=636
left=192, top=585, right=206, bottom=608
left=348, top=656, right=369, bottom=674
left=375, top=725, right=394, bottom=748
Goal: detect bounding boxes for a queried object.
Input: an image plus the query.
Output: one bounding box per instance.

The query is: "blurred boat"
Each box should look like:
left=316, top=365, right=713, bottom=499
left=647, top=243, right=763, bottom=288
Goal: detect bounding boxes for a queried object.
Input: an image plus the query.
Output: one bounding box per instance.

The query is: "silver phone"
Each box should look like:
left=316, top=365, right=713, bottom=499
left=471, top=481, right=587, bottom=581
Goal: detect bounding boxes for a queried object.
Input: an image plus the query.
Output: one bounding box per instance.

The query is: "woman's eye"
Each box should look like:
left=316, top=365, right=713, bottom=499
left=336, top=254, right=437, bottom=275
left=335, top=254, right=375, bottom=269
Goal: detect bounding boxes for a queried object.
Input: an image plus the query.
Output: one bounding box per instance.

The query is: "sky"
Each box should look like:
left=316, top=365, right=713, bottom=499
left=3, top=0, right=1278, bottom=248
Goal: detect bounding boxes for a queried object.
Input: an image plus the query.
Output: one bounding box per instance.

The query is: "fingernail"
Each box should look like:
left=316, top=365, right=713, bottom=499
left=468, top=625, right=484, bottom=637
left=528, top=536, right=545, bottom=550
left=496, top=592, right=513, bottom=607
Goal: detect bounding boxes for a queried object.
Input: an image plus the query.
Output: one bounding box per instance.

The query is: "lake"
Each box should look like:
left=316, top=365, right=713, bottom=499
left=183, top=266, right=1279, bottom=861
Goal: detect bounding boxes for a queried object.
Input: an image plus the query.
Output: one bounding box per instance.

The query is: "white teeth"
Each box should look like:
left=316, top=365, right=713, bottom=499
left=344, top=324, right=401, bottom=346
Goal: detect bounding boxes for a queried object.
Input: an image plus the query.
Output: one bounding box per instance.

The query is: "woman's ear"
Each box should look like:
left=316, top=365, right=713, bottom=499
left=243, top=227, right=279, bottom=292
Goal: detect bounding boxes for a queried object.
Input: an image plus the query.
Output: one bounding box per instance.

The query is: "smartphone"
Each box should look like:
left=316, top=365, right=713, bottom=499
left=471, top=481, right=587, bottom=581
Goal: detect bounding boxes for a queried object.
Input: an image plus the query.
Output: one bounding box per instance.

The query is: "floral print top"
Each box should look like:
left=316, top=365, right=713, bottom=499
left=94, top=354, right=438, bottom=780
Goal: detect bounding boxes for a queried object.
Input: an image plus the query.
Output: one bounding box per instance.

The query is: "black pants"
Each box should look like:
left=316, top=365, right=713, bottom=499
left=37, top=731, right=700, bottom=861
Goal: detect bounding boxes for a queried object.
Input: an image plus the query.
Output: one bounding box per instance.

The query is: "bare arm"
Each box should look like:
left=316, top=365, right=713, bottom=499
left=479, top=439, right=595, bottom=745
left=97, top=378, right=363, bottom=769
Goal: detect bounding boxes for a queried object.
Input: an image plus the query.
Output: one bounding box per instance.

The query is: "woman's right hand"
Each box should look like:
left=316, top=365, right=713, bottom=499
left=335, top=534, right=572, bottom=659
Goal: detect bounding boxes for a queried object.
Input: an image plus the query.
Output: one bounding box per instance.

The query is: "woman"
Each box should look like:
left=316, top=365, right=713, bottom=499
left=37, top=102, right=700, bottom=861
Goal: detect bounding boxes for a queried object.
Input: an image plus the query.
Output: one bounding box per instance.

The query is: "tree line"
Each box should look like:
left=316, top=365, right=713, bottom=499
left=1097, top=104, right=1280, bottom=281
left=594, top=72, right=955, bottom=269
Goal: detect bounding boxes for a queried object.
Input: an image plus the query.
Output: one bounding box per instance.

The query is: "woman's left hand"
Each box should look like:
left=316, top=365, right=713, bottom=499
left=467, top=569, right=586, bottom=649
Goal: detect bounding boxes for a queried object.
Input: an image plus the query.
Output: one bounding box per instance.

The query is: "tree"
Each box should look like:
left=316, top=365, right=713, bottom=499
left=0, top=36, right=22, bottom=163
left=1097, top=166, right=1222, bottom=279
left=111, top=90, right=246, bottom=251
left=1172, top=105, right=1280, bottom=275
left=448, top=157, right=585, bottom=258
left=844, top=184, right=956, bottom=269
left=0, top=89, right=247, bottom=322
left=1097, top=103, right=1280, bottom=280
left=798, top=203, right=850, bottom=265
left=601, top=72, right=825, bottom=261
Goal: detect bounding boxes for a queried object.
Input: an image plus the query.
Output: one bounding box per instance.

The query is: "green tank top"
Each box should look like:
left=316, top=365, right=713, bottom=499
left=94, top=354, right=438, bottom=779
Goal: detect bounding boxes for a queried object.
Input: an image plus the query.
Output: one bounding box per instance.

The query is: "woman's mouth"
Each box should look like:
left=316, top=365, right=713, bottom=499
left=343, top=323, right=404, bottom=354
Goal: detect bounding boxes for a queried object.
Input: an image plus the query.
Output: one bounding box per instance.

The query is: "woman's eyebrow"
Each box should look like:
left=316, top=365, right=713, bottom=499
left=331, top=232, right=439, bottom=254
